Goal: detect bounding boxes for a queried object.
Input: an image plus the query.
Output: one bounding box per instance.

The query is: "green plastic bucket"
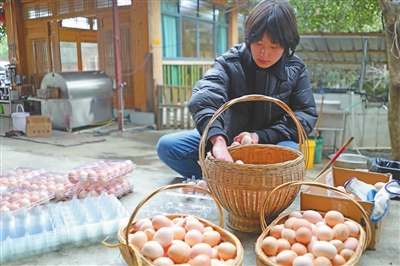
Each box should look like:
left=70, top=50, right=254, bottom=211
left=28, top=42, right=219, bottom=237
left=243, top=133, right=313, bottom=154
left=309, top=137, right=324, bottom=163
left=0, top=104, right=3, bottom=114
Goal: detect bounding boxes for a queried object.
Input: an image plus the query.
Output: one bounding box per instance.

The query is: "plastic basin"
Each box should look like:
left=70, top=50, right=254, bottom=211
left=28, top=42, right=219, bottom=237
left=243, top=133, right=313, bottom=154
left=329, top=153, right=370, bottom=169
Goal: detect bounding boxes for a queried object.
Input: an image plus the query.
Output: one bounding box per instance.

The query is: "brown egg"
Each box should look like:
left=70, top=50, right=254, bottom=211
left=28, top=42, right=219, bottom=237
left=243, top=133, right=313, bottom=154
left=302, top=210, right=323, bottom=224
left=276, top=250, right=297, bottom=266
left=312, top=241, right=337, bottom=260
left=190, top=243, right=212, bottom=259
left=153, top=227, right=174, bottom=248
left=217, top=242, right=237, bottom=260
left=293, top=219, right=312, bottom=231
left=329, top=239, right=344, bottom=253
left=203, top=230, right=221, bottom=247
left=316, top=225, right=334, bottom=241
left=128, top=231, right=148, bottom=250
left=141, top=241, right=164, bottom=261
left=190, top=254, right=211, bottom=266
left=324, top=211, right=345, bottom=227
left=277, top=238, right=291, bottom=254
left=284, top=217, right=298, bottom=229
left=185, top=229, right=203, bottom=247
left=295, top=227, right=312, bottom=245
left=332, top=223, right=350, bottom=242
left=152, top=215, right=173, bottom=230
left=292, top=256, right=313, bottom=266
left=332, top=254, right=346, bottom=265
left=289, top=211, right=303, bottom=219
left=172, top=225, right=186, bottom=240
left=153, top=257, right=175, bottom=266
left=261, top=236, right=278, bottom=256
left=269, top=224, right=285, bottom=239
left=291, top=243, right=308, bottom=256
left=168, top=241, right=191, bottom=264
left=343, top=237, right=359, bottom=251
left=281, top=228, right=296, bottom=245
left=340, top=248, right=355, bottom=261
left=314, top=256, right=332, bottom=266
left=344, top=221, right=360, bottom=238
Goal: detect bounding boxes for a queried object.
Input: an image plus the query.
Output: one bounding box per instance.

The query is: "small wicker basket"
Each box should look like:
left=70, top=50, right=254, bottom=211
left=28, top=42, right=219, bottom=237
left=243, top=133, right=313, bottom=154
left=103, top=183, right=244, bottom=266
left=255, top=181, right=372, bottom=266
left=199, top=94, right=309, bottom=233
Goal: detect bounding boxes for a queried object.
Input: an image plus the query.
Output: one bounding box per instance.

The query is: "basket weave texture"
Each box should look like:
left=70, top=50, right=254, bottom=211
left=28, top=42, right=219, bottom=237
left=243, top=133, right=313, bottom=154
left=111, top=184, right=244, bottom=266
left=255, top=181, right=372, bottom=266
left=199, top=95, right=309, bottom=233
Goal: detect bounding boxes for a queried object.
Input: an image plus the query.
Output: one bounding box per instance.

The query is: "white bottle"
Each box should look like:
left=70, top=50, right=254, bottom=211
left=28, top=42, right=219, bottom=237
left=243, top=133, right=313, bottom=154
left=344, top=177, right=377, bottom=202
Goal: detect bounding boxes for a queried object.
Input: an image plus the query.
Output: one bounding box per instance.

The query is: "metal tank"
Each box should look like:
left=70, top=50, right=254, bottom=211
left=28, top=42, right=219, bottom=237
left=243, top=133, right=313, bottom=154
left=38, top=71, right=114, bottom=130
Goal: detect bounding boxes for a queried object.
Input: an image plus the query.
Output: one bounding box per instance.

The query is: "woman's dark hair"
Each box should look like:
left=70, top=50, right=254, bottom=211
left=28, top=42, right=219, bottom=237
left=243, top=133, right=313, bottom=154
left=244, top=0, right=299, bottom=57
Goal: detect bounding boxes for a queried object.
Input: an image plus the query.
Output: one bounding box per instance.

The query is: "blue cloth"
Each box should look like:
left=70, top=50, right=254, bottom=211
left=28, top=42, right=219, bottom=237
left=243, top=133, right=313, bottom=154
left=156, top=129, right=299, bottom=179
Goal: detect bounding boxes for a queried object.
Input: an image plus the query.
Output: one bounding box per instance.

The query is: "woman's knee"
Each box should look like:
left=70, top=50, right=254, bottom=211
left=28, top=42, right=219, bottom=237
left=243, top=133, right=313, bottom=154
left=156, top=134, right=172, bottom=160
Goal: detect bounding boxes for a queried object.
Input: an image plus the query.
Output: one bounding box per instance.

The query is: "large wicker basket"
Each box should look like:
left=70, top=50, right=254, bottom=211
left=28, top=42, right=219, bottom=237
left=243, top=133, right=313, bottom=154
left=255, top=181, right=372, bottom=266
left=199, top=95, right=309, bottom=233
left=104, top=183, right=244, bottom=266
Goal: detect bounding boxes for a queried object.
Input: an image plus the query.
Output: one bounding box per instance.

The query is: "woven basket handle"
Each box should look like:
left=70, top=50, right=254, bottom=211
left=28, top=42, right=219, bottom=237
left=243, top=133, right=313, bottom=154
left=198, top=94, right=308, bottom=174
left=260, top=181, right=372, bottom=251
left=124, top=183, right=225, bottom=251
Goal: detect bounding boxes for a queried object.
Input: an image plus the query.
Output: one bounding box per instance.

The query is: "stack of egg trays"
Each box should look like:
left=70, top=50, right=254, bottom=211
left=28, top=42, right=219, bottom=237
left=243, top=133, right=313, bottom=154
left=0, top=167, right=47, bottom=189
left=54, top=191, right=130, bottom=247
left=0, top=204, right=68, bottom=263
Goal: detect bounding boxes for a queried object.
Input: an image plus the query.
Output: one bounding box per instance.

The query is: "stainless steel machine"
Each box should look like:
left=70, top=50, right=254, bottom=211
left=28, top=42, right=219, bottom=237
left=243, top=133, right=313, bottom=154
left=34, top=71, right=114, bottom=131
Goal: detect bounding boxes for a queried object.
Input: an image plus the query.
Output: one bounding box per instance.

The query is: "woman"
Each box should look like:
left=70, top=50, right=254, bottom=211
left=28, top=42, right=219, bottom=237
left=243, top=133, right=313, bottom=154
left=156, top=0, right=318, bottom=179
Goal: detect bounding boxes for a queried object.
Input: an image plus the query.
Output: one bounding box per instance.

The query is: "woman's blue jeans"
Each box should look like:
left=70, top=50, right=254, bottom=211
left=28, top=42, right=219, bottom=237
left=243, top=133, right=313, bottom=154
left=156, top=129, right=299, bottom=179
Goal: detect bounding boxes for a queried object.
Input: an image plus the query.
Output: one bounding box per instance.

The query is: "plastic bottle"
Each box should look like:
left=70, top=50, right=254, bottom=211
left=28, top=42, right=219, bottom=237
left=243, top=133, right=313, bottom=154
left=344, top=177, right=377, bottom=202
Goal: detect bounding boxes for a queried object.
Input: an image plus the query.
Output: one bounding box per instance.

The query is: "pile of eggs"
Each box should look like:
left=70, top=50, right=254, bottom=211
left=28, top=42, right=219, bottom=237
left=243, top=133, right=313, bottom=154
left=68, top=176, right=134, bottom=199
left=128, top=214, right=238, bottom=266
left=0, top=188, right=51, bottom=212
left=260, top=210, right=361, bottom=266
left=334, top=181, right=386, bottom=200
left=68, top=160, right=135, bottom=184
left=0, top=168, right=46, bottom=188
left=20, top=172, right=74, bottom=201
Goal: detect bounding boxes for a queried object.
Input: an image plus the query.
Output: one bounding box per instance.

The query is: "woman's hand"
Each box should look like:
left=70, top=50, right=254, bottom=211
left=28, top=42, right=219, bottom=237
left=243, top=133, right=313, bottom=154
left=233, top=131, right=259, bottom=144
left=210, top=135, right=234, bottom=162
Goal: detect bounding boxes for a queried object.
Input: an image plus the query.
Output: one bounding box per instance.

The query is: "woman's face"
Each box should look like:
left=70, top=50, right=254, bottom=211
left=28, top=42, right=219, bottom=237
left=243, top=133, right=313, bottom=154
left=250, top=35, right=284, bottom=68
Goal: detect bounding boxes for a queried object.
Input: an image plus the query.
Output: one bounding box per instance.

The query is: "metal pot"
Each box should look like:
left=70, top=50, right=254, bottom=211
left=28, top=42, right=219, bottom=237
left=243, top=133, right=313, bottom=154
left=329, top=153, right=370, bottom=169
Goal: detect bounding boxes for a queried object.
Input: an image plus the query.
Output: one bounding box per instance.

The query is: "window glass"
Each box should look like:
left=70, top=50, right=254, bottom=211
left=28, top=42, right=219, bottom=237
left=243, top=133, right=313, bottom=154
left=199, top=22, right=213, bottom=58
left=180, top=0, right=197, bottom=17
left=162, top=15, right=179, bottom=58
left=161, top=0, right=178, bottom=13
left=215, top=5, right=229, bottom=23
left=60, top=42, right=78, bottom=71
left=198, top=2, right=213, bottom=21
left=182, top=18, right=197, bottom=57
left=238, top=13, right=246, bottom=44
left=217, top=25, right=228, bottom=57
left=81, top=42, right=99, bottom=71
left=61, top=17, right=91, bottom=30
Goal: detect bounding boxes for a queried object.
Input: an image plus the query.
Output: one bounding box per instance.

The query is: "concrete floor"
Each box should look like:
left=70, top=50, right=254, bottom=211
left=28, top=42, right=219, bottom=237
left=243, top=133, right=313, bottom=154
left=0, top=124, right=399, bottom=266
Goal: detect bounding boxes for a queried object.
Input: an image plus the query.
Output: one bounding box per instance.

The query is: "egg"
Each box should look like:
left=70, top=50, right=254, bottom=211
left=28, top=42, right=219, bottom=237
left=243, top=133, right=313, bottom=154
left=293, top=218, right=312, bottom=231
left=172, top=225, right=187, bottom=240
left=261, top=236, right=278, bottom=256
left=134, top=218, right=152, bottom=232
left=241, top=135, right=252, bottom=144
left=329, top=239, right=344, bottom=253
left=141, top=241, right=164, bottom=261
left=190, top=243, right=212, bottom=259
left=217, top=242, right=237, bottom=260
left=292, top=256, right=313, bottom=266
left=312, top=241, right=337, bottom=260
left=152, top=257, right=175, bottom=266
left=316, top=225, right=334, bottom=241
left=185, top=229, right=203, bottom=247
left=302, top=210, right=323, bottom=224
left=332, top=254, right=346, bottom=265
left=185, top=218, right=205, bottom=233
left=343, top=237, right=359, bottom=251
left=153, top=227, right=174, bottom=248
left=168, top=241, right=191, bottom=264
left=314, top=256, right=332, bottom=266
left=190, top=254, right=212, bottom=266
left=277, top=238, right=291, bottom=254
left=332, top=223, right=350, bottom=241
left=281, top=228, right=296, bottom=245
left=344, top=220, right=360, bottom=238
left=295, top=227, right=312, bottom=245
left=203, top=230, right=221, bottom=247
left=289, top=211, right=303, bottom=219
left=144, top=228, right=156, bottom=241
left=339, top=248, right=355, bottom=261
left=276, top=250, right=297, bottom=266
left=284, top=217, right=298, bottom=229
left=235, top=160, right=244, bottom=164
left=152, top=215, right=173, bottom=230
left=269, top=224, right=285, bottom=239
left=374, top=182, right=386, bottom=191
left=128, top=231, right=148, bottom=250
left=324, top=211, right=345, bottom=227
left=291, top=243, right=307, bottom=256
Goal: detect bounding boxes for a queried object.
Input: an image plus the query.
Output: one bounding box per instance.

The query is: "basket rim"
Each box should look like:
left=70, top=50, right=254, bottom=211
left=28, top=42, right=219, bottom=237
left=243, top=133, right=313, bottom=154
left=255, top=211, right=367, bottom=266
left=206, top=144, right=305, bottom=168
left=118, top=214, right=244, bottom=265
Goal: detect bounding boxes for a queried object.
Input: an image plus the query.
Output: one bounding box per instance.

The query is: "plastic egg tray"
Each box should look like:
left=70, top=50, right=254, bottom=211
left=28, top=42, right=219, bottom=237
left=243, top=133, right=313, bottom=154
left=21, top=172, right=74, bottom=201
left=0, top=167, right=46, bottom=189
left=0, top=187, right=53, bottom=214
left=55, top=192, right=130, bottom=247
left=0, top=192, right=130, bottom=263
left=0, top=204, right=67, bottom=263
left=67, top=160, right=136, bottom=184
left=67, top=175, right=134, bottom=200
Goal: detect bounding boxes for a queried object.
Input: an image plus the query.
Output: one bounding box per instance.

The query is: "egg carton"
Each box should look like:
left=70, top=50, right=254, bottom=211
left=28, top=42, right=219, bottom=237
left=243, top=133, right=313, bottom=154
left=21, top=171, right=74, bottom=201
left=0, top=167, right=47, bottom=189
left=55, top=192, right=130, bottom=247
left=0, top=186, right=54, bottom=215
left=0, top=204, right=68, bottom=263
left=67, top=175, right=134, bottom=200
left=67, top=159, right=136, bottom=184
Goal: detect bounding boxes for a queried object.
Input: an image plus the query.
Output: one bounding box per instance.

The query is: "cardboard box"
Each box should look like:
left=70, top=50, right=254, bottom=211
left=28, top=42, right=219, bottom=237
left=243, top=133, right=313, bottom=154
left=301, top=167, right=392, bottom=250
left=36, top=88, right=59, bottom=99
left=26, top=116, right=52, bottom=137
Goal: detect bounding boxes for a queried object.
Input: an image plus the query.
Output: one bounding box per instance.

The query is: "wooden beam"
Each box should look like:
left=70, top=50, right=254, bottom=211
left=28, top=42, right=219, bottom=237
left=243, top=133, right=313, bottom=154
left=229, top=8, right=238, bottom=47
left=131, top=0, right=151, bottom=112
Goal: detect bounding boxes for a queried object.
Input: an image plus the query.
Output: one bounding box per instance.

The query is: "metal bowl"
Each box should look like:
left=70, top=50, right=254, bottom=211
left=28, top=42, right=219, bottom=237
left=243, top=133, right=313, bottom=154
left=328, top=153, right=370, bottom=169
